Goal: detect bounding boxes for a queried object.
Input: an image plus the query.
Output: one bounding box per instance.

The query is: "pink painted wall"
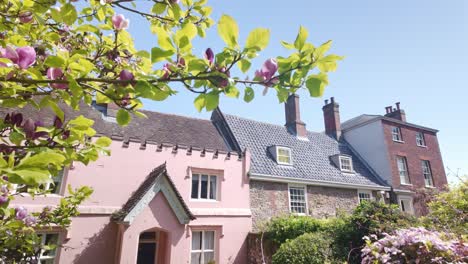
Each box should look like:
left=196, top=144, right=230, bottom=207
left=11, top=141, right=252, bottom=264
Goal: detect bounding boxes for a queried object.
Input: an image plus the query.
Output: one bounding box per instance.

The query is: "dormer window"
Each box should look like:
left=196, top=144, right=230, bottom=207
left=339, top=156, right=353, bottom=172
left=276, top=147, right=292, bottom=165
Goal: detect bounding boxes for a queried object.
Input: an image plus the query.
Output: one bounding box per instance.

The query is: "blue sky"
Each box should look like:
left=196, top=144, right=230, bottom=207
left=121, top=0, right=467, bottom=183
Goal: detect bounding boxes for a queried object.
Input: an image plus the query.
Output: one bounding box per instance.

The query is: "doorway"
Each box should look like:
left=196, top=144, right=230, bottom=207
left=137, top=231, right=158, bottom=264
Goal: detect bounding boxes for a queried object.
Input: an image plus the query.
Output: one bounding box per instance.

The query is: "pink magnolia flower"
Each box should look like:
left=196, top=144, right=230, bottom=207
left=0, top=195, right=8, bottom=205
left=47, top=67, right=68, bottom=89
left=119, top=70, right=135, bottom=86
left=24, top=215, right=37, bottom=226
left=8, top=46, right=36, bottom=69
left=0, top=46, right=19, bottom=66
left=15, top=206, right=28, bottom=220
left=19, top=11, right=33, bottom=23
left=204, top=48, right=214, bottom=65
left=112, top=14, right=129, bottom=31
left=255, top=58, right=278, bottom=82
left=162, top=63, right=171, bottom=79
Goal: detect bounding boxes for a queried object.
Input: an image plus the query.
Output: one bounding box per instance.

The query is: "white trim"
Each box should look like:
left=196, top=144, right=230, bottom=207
left=250, top=173, right=390, bottom=190
left=288, top=184, right=308, bottom=215
left=397, top=195, right=414, bottom=215
left=190, top=230, right=217, bottom=264
left=416, top=132, right=426, bottom=147
left=357, top=190, right=373, bottom=204
left=276, top=146, right=293, bottom=165
left=339, top=156, right=354, bottom=172
left=191, top=173, right=219, bottom=201
left=190, top=208, right=251, bottom=216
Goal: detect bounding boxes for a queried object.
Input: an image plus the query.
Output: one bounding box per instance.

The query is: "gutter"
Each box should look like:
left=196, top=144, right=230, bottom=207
left=249, top=172, right=391, bottom=191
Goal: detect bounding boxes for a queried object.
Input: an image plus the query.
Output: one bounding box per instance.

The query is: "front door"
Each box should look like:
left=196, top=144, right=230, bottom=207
left=137, top=231, right=158, bottom=264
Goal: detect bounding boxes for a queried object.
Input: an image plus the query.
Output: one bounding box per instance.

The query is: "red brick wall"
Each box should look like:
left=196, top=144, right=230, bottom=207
left=382, top=120, right=448, bottom=191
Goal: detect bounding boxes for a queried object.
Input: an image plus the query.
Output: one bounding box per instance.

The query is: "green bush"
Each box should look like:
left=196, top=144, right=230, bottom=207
left=263, top=215, right=325, bottom=245
left=272, top=232, right=332, bottom=264
left=423, top=178, right=468, bottom=236
left=332, top=201, right=417, bottom=263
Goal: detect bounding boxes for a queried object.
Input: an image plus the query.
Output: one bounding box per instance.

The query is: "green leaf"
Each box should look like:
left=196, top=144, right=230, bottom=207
left=314, top=40, right=332, bottom=59
left=245, top=28, right=270, bottom=51
left=17, top=152, right=65, bottom=169
left=294, top=26, right=308, bottom=51
left=44, top=55, right=65, bottom=68
left=61, top=3, right=77, bottom=25
left=238, top=59, right=251, bottom=73
left=194, top=94, right=206, bottom=112
left=317, top=54, right=344, bottom=72
left=244, top=87, right=254, bottom=103
left=151, top=47, right=175, bottom=63
left=95, top=136, right=112, bottom=147
left=205, top=93, right=219, bottom=111
left=10, top=169, right=52, bottom=185
left=116, top=109, right=131, bottom=126
left=68, top=115, right=94, bottom=128
left=280, top=41, right=295, bottom=50
left=306, top=74, right=328, bottom=97
left=152, top=26, right=175, bottom=51
left=217, top=15, right=239, bottom=48
left=152, top=3, right=166, bottom=14
left=225, top=86, right=239, bottom=98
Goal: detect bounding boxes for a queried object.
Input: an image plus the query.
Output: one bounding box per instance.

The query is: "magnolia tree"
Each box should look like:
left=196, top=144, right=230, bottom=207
left=0, top=0, right=342, bottom=261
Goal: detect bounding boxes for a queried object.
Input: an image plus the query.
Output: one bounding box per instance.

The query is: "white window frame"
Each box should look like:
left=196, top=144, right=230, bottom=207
left=421, top=160, right=434, bottom=187
left=13, top=168, right=65, bottom=195
left=191, top=174, right=218, bottom=201
left=396, top=156, right=411, bottom=185
left=357, top=190, right=373, bottom=204
left=276, top=146, right=292, bottom=165
left=391, top=127, right=403, bottom=142
left=339, top=156, right=353, bottom=172
left=398, top=196, right=414, bottom=215
left=37, top=233, right=59, bottom=264
left=288, top=185, right=308, bottom=215
left=416, top=132, right=426, bottom=147
left=190, top=230, right=216, bottom=264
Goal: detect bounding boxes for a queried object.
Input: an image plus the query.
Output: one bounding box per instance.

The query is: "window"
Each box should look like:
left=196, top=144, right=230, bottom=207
left=416, top=132, right=426, bottom=147
left=191, top=230, right=215, bottom=264
left=399, top=197, right=414, bottom=215
left=276, top=147, right=292, bottom=165
left=288, top=185, right=307, bottom=214
left=421, top=160, right=434, bottom=187
left=358, top=191, right=372, bottom=204
left=392, top=127, right=403, bottom=142
left=339, top=156, right=353, bottom=172
left=396, top=156, right=410, bottom=184
left=37, top=233, right=59, bottom=264
left=191, top=174, right=217, bottom=200
left=137, top=231, right=158, bottom=264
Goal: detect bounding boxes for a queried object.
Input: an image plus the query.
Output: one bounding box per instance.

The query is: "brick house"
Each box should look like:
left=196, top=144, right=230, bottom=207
left=212, top=95, right=390, bottom=230
left=342, top=102, right=447, bottom=216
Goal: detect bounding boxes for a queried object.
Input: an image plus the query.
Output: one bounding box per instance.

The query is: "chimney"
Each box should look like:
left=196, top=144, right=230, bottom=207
left=284, top=94, right=307, bottom=137
left=322, top=97, right=341, bottom=140
left=384, top=102, right=406, bottom=122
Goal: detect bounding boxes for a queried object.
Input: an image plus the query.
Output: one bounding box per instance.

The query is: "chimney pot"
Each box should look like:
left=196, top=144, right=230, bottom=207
left=322, top=97, right=341, bottom=140
left=384, top=103, right=406, bottom=122
left=285, top=94, right=307, bottom=137
left=324, top=99, right=329, bottom=105
left=395, top=102, right=400, bottom=110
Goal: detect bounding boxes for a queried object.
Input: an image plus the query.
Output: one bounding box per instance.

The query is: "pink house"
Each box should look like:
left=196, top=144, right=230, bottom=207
left=9, top=103, right=252, bottom=264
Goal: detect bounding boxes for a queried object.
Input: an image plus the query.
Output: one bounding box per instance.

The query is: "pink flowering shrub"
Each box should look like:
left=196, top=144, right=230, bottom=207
left=361, top=227, right=468, bottom=264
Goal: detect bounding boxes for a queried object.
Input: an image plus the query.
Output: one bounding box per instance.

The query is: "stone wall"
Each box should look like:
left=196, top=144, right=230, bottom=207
left=250, top=180, right=361, bottom=231
left=307, top=185, right=358, bottom=218
left=246, top=233, right=278, bottom=264
left=250, top=180, right=290, bottom=231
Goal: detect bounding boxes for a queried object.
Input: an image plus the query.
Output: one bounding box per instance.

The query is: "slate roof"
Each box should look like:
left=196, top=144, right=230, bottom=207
left=0, top=102, right=228, bottom=151
left=219, top=112, right=388, bottom=188
left=112, top=163, right=195, bottom=222
left=341, top=114, right=438, bottom=133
